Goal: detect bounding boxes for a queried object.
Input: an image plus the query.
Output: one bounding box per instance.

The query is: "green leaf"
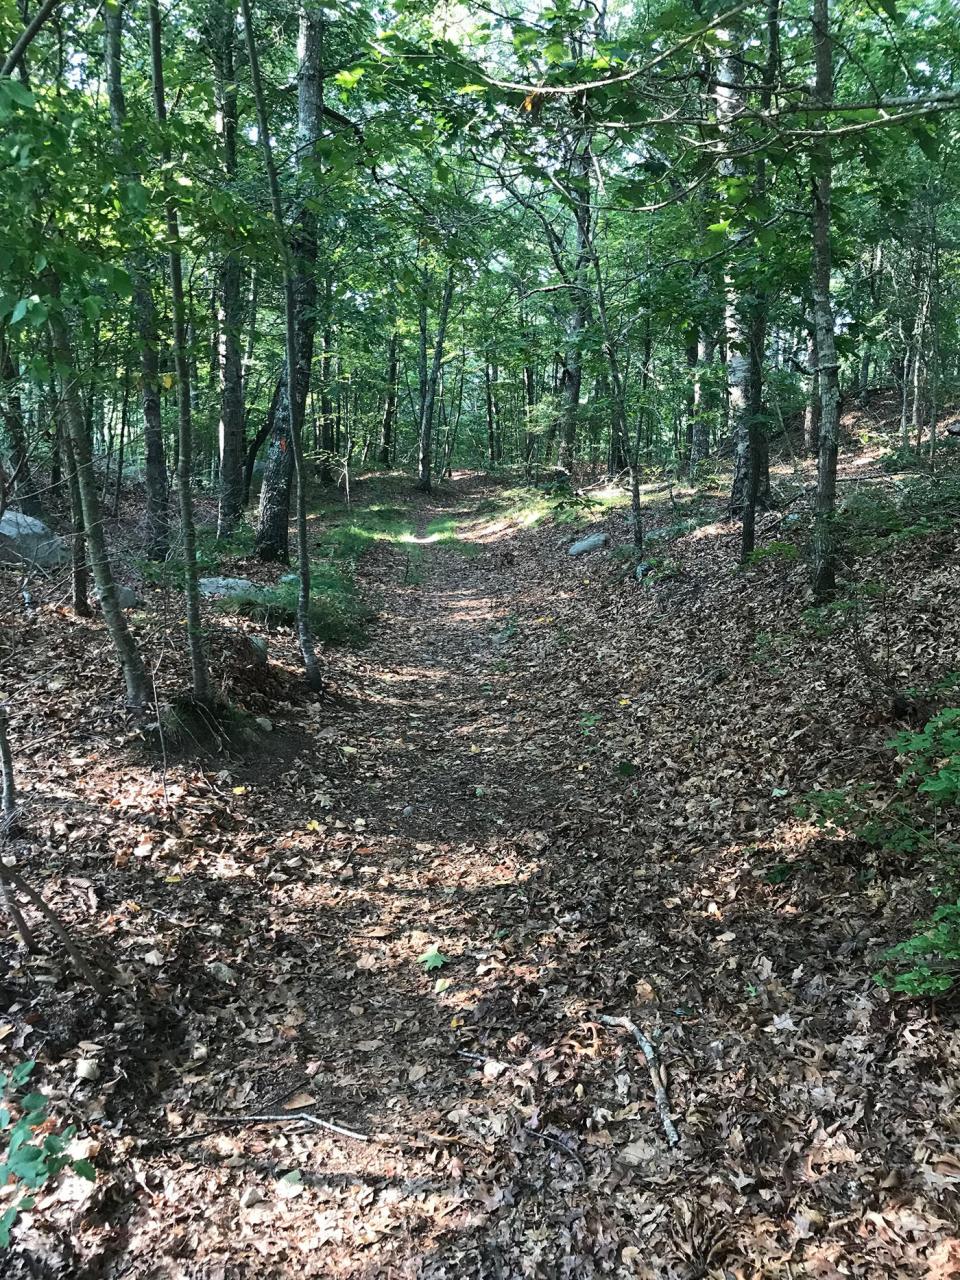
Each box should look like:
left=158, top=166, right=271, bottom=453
left=418, top=946, right=449, bottom=971
left=616, top=760, right=637, bottom=778
left=1, top=79, right=36, bottom=109
left=72, top=1160, right=96, bottom=1181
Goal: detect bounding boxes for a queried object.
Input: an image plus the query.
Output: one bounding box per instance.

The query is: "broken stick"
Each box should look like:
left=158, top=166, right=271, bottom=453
left=600, top=1013, right=679, bottom=1148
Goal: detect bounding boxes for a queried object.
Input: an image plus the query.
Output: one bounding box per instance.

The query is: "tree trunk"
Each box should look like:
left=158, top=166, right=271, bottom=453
left=417, top=266, right=455, bottom=494
left=48, top=303, right=150, bottom=707
left=689, top=334, right=715, bottom=471
left=104, top=0, right=168, bottom=560
left=803, top=326, right=821, bottom=455
left=149, top=0, right=210, bottom=703
left=211, top=2, right=245, bottom=540
left=254, top=3, right=323, bottom=560
left=0, top=341, right=43, bottom=517
left=241, top=0, right=322, bottom=690
left=809, top=0, right=841, bottom=602
left=62, top=434, right=90, bottom=617
left=378, top=331, right=398, bottom=468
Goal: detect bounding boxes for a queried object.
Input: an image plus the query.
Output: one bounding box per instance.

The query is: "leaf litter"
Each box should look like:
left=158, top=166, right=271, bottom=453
left=1, top=470, right=960, bottom=1276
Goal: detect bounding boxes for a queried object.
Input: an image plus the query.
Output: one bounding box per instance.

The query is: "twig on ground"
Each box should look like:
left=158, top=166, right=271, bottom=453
left=600, top=1013, right=680, bottom=1148
left=531, top=1127, right=588, bottom=1176
left=175, top=1111, right=370, bottom=1145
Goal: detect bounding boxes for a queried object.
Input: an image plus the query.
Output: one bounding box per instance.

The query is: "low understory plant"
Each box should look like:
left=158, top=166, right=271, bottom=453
left=800, top=707, right=960, bottom=996
left=0, top=1061, right=95, bottom=1247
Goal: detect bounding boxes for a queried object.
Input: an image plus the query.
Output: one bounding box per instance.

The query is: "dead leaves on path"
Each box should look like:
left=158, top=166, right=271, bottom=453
left=3, top=472, right=960, bottom=1276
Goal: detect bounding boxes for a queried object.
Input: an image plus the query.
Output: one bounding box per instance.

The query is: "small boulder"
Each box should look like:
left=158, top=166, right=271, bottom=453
left=198, top=576, right=262, bottom=599
left=279, top=573, right=299, bottom=585
left=98, top=584, right=141, bottom=609
left=0, top=511, right=68, bottom=570
left=568, top=532, right=609, bottom=557
left=635, top=562, right=655, bottom=580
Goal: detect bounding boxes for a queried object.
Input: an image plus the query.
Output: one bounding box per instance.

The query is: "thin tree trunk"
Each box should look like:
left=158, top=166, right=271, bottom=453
left=47, top=302, right=150, bottom=706
left=240, top=0, right=322, bottom=690
left=148, top=0, right=210, bottom=703
left=104, top=0, right=168, bottom=560
left=810, top=0, right=841, bottom=602
left=0, top=350, right=42, bottom=519
left=62, top=433, right=90, bottom=617
left=417, top=266, right=455, bottom=494
left=803, top=325, right=821, bottom=455
left=212, top=2, right=245, bottom=539
left=379, top=331, right=398, bottom=468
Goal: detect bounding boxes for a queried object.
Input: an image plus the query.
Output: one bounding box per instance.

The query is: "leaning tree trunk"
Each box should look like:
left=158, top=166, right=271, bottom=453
left=809, top=0, right=841, bottom=602
left=149, top=0, right=210, bottom=703
left=104, top=0, right=168, bottom=560
left=48, top=302, right=151, bottom=707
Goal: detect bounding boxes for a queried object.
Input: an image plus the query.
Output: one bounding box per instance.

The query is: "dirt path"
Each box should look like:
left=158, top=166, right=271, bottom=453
left=9, top=473, right=959, bottom=1279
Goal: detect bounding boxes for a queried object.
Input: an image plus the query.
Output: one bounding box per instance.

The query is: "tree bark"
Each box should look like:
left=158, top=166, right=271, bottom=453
left=254, top=2, right=323, bottom=561
left=48, top=302, right=150, bottom=706
left=809, top=0, right=841, bottom=602
left=417, top=266, right=455, bottom=493
left=0, top=340, right=43, bottom=517
left=378, top=331, right=398, bottom=468
left=241, top=0, right=322, bottom=690
left=803, top=325, right=821, bottom=455
left=148, top=0, right=210, bottom=703
left=210, top=1, right=245, bottom=539
left=104, top=0, right=169, bottom=560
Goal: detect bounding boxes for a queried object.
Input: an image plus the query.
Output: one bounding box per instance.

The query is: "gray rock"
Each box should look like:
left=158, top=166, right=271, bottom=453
left=279, top=573, right=299, bottom=585
left=99, top=584, right=140, bottom=609
left=635, top=562, right=655, bottom=580
left=198, top=576, right=262, bottom=599
left=255, top=716, right=273, bottom=733
left=783, top=513, right=802, bottom=527
left=249, top=636, right=269, bottom=665
left=568, top=532, right=609, bottom=557
left=0, top=511, right=68, bottom=570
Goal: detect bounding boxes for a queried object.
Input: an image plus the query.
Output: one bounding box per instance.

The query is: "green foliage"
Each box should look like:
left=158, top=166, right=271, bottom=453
left=418, top=946, right=449, bottom=971
left=835, top=477, right=960, bottom=554
left=877, top=902, right=960, bottom=996
left=744, top=540, right=799, bottom=567
left=802, top=708, right=960, bottom=997
left=891, top=709, right=960, bottom=806
left=0, top=1062, right=95, bottom=1248
left=215, top=563, right=372, bottom=646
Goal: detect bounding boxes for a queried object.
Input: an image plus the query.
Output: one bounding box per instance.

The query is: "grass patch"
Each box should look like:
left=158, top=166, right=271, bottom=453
left=214, top=562, right=372, bottom=645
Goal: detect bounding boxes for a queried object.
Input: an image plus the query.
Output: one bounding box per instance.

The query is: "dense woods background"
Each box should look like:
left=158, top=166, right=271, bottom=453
left=3, top=0, right=960, bottom=1275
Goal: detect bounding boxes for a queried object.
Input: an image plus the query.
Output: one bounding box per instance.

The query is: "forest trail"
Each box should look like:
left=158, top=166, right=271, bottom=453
left=7, top=472, right=960, bottom=1279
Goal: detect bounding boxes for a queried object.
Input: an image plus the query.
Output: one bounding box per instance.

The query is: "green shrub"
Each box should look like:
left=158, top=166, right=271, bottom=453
left=215, top=562, right=372, bottom=645
left=0, top=1061, right=95, bottom=1247
left=891, top=708, right=960, bottom=806
left=744, top=540, right=799, bottom=566
left=802, top=707, right=960, bottom=997
left=877, top=901, right=960, bottom=996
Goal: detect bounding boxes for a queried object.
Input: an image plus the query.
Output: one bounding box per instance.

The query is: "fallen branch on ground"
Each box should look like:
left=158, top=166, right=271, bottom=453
left=600, top=1013, right=680, bottom=1148
left=175, top=1111, right=370, bottom=1144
